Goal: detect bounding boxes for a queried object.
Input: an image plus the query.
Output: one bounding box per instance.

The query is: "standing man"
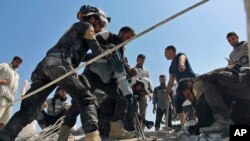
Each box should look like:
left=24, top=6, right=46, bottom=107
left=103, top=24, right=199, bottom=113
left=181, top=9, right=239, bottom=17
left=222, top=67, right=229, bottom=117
left=0, top=56, right=22, bottom=129
left=0, top=5, right=109, bottom=141
left=226, top=32, right=249, bottom=66
left=153, top=75, right=172, bottom=131
left=132, top=54, right=150, bottom=122
left=164, top=45, right=196, bottom=128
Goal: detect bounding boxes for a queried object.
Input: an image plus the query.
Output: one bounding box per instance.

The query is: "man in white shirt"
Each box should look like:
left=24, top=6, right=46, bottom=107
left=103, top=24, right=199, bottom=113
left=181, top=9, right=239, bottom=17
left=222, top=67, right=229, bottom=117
left=0, top=56, right=22, bottom=129
left=132, top=54, right=150, bottom=122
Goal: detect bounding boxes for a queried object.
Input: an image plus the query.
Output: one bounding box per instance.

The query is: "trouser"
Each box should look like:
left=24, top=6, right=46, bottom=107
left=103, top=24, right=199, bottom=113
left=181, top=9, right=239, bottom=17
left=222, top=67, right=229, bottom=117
left=37, top=110, right=65, bottom=128
left=98, top=97, right=116, bottom=136
left=64, top=69, right=128, bottom=128
left=174, top=78, right=197, bottom=114
left=138, top=95, right=147, bottom=120
left=203, top=69, right=250, bottom=120
left=187, top=94, right=214, bottom=135
left=173, top=87, right=186, bottom=114
left=155, top=107, right=172, bottom=128
left=0, top=96, right=12, bottom=125
left=124, top=95, right=138, bottom=131
left=0, top=57, right=98, bottom=140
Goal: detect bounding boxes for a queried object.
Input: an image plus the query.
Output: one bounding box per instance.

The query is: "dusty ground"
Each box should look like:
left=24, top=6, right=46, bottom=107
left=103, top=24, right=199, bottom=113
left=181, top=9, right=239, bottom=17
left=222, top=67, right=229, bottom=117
left=16, top=130, right=229, bottom=141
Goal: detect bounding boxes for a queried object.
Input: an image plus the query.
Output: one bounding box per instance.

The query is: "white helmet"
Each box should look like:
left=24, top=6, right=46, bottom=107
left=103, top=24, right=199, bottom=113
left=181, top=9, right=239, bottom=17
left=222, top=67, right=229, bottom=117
left=136, top=77, right=153, bottom=95
left=79, top=5, right=110, bottom=28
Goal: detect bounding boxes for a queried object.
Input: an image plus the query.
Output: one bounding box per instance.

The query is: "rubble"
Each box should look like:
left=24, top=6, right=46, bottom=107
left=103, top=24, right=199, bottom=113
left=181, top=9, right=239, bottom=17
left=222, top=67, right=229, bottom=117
left=16, top=130, right=230, bottom=141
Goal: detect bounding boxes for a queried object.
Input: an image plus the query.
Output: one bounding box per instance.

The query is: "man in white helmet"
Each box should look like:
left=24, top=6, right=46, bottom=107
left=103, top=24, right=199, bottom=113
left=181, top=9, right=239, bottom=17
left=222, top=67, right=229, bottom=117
left=0, top=5, right=109, bottom=141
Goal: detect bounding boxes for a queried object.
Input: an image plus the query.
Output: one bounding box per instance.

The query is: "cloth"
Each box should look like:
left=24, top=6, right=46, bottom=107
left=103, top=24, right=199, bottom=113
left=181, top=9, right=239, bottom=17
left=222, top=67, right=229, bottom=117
left=229, top=41, right=249, bottom=67
left=18, top=80, right=36, bottom=138
left=17, top=121, right=36, bottom=138
left=155, top=107, right=172, bottom=128
left=0, top=96, right=12, bottom=124
left=89, top=31, right=131, bottom=84
left=0, top=63, right=19, bottom=102
left=173, top=87, right=186, bottom=113
left=45, top=98, right=70, bottom=117
left=169, top=53, right=196, bottom=83
left=138, top=95, right=147, bottom=119
left=20, top=80, right=31, bottom=96
left=46, top=21, right=103, bottom=68
left=85, top=69, right=128, bottom=122
left=153, top=85, right=168, bottom=109
left=37, top=109, right=65, bottom=127
left=63, top=69, right=128, bottom=128
left=131, top=66, right=150, bottom=85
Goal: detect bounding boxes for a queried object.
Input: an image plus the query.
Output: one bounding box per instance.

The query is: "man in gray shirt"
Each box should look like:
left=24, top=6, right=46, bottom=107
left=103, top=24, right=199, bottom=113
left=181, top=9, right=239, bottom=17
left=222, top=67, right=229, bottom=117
left=153, top=75, right=172, bottom=131
left=226, top=32, right=249, bottom=67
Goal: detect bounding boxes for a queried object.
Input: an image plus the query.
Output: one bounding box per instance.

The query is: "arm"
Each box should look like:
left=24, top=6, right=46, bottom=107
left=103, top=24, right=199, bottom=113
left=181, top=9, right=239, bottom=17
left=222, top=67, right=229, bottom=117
left=124, top=57, right=138, bottom=77
left=83, top=25, right=104, bottom=57
left=41, top=101, right=48, bottom=109
left=0, top=65, right=11, bottom=85
left=178, top=54, right=186, bottom=72
left=165, top=74, right=175, bottom=100
left=228, top=55, right=236, bottom=66
left=0, top=79, right=11, bottom=85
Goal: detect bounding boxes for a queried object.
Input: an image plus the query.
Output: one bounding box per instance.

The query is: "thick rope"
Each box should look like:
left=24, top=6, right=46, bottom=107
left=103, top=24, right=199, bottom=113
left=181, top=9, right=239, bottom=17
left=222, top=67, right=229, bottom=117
left=135, top=113, right=145, bottom=140
left=27, top=116, right=65, bottom=141
left=1, top=0, right=209, bottom=109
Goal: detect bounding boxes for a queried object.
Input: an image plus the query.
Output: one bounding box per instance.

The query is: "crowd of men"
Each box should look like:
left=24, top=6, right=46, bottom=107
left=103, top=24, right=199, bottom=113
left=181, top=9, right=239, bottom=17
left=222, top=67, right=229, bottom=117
left=0, top=4, right=249, bottom=141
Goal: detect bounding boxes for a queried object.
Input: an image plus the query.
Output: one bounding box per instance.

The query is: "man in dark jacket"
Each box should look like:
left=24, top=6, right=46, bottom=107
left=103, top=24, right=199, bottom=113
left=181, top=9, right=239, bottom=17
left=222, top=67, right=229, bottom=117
left=0, top=5, right=109, bottom=141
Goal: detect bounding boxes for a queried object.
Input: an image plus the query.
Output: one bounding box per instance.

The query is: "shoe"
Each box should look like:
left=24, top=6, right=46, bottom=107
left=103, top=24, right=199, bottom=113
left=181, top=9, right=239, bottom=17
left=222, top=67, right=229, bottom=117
left=85, top=130, right=101, bottom=141
left=109, top=120, right=136, bottom=139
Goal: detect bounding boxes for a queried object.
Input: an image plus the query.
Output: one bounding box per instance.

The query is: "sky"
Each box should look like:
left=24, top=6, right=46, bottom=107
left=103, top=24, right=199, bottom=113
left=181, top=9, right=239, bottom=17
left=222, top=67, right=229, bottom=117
left=0, top=0, right=248, bottom=132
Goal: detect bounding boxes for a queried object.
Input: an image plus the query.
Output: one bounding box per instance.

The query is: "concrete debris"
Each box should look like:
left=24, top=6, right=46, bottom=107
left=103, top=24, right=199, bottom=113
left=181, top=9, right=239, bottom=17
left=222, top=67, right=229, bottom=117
left=16, top=130, right=230, bottom=141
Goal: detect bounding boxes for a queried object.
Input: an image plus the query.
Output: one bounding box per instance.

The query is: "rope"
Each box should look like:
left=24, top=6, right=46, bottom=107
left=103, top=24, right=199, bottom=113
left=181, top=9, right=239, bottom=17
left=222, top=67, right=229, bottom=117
left=27, top=116, right=65, bottom=141
left=135, top=113, right=145, bottom=140
left=1, top=0, right=209, bottom=109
